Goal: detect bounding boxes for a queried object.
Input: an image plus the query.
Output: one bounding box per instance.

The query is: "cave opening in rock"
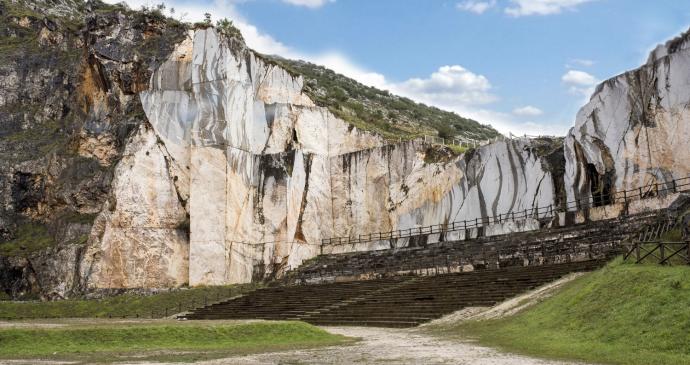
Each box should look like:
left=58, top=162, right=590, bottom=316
left=586, top=163, right=614, bottom=207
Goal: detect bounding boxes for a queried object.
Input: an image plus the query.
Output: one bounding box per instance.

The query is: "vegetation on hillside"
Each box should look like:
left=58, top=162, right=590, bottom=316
left=431, top=259, right=690, bottom=365
left=265, top=56, right=500, bottom=141
left=0, top=321, right=350, bottom=362
left=0, top=283, right=259, bottom=319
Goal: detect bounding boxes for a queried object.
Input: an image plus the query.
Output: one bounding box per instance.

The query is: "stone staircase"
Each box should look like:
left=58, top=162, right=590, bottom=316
left=181, top=260, right=604, bottom=327
left=289, top=212, right=663, bottom=284
left=181, top=209, right=679, bottom=327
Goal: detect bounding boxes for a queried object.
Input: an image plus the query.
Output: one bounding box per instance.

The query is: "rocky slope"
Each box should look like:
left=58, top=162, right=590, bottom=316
left=565, top=29, right=690, bottom=206
left=0, top=0, right=187, bottom=298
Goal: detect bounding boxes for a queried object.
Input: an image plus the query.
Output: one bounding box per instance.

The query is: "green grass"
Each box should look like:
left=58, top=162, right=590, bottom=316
left=447, top=144, right=469, bottom=154
left=431, top=259, right=690, bottom=365
left=0, top=283, right=260, bottom=319
left=0, top=320, right=351, bottom=363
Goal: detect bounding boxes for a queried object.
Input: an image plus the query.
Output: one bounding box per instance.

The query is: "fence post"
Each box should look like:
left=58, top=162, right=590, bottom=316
left=660, top=244, right=665, bottom=264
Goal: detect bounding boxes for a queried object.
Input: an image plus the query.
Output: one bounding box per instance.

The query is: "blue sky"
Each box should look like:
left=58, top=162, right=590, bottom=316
left=108, top=0, right=690, bottom=136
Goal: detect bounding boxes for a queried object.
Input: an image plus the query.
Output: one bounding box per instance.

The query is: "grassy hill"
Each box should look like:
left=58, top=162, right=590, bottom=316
left=265, top=56, right=501, bottom=141
left=0, top=283, right=259, bottom=318
left=434, top=258, right=690, bottom=365
left=0, top=320, right=349, bottom=363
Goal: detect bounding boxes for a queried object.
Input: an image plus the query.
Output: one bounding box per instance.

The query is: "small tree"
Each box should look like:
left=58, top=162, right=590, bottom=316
left=204, top=13, right=212, bottom=25
left=216, top=18, right=244, bottom=41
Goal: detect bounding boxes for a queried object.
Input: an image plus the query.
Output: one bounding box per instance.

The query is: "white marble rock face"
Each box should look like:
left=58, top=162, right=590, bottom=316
left=83, top=29, right=562, bottom=288
left=565, top=29, right=690, bottom=206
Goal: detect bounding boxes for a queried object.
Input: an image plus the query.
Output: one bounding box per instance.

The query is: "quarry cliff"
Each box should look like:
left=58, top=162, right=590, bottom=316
left=0, top=0, right=688, bottom=299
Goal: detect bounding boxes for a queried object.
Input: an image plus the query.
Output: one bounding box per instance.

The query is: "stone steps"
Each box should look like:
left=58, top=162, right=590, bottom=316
left=289, top=213, right=657, bottom=283
left=181, top=260, right=605, bottom=326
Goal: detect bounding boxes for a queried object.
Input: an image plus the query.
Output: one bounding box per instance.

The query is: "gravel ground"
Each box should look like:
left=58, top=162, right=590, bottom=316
left=0, top=323, right=591, bottom=365
left=133, top=326, right=589, bottom=365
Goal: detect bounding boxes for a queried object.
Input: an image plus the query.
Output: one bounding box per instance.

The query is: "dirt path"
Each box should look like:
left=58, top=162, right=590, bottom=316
left=162, top=326, right=588, bottom=365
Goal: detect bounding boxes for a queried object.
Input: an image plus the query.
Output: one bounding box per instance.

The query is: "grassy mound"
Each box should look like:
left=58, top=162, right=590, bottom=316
left=0, top=320, right=349, bottom=362
left=435, top=259, right=690, bottom=365
left=0, top=283, right=259, bottom=319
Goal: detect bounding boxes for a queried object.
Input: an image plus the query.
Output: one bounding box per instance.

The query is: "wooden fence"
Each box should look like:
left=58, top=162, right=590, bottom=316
left=624, top=241, right=690, bottom=265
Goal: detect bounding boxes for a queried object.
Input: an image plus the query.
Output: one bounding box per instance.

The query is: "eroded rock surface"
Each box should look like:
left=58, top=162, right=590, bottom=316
left=0, top=1, right=187, bottom=297
left=7, top=3, right=688, bottom=296
left=565, top=29, right=690, bottom=206
left=88, top=28, right=564, bottom=286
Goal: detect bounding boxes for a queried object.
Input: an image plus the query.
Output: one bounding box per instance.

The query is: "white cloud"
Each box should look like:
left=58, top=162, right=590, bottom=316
left=281, top=0, right=334, bottom=9
left=562, top=70, right=599, bottom=98
left=505, top=0, right=596, bottom=17
left=390, top=65, right=496, bottom=106
left=512, top=105, right=544, bottom=116
left=562, top=70, right=598, bottom=86
left=457, top=0, right=496, bottom=14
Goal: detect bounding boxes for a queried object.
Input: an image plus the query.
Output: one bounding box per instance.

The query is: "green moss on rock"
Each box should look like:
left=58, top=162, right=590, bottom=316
left=0, top=222, right=56, bottom=257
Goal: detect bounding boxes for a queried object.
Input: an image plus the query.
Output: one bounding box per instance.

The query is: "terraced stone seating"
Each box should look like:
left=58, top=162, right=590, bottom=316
left=290, top=212, right=663, bottom=284
left=182, top=260, right=605, bottom=327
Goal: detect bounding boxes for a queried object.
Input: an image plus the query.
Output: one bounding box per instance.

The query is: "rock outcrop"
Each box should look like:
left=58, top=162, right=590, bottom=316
left=7, top=2, right=688, bottom=298
left=565, top=29, right=690, bottom=207
left=0, top=1, right=187, bottom=298
left=81, top=27, right=564, bottom=287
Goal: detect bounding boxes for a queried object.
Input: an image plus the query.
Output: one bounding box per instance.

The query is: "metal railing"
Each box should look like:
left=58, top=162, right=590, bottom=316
left=320, top=176, right=690, bottom=251
left=384, top=131, right=555, bottom=150
left=219, top=176, right=689, bottom=278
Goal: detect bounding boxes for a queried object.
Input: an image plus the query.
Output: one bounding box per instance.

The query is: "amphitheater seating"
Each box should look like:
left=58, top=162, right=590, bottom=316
left=182, top=209, right=678, bottom=327
left=182, top=260, right=604, bottom=327
left=288, top=211, right=664, bottom=284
